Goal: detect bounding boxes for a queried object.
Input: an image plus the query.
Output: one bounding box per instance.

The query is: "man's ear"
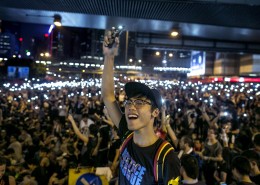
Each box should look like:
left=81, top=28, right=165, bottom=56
left=152, top=108, right=160, bottom=117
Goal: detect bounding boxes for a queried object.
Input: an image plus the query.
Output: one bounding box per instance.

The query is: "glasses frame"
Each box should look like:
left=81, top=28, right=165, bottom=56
left=124, top=99, right=152, bottom=108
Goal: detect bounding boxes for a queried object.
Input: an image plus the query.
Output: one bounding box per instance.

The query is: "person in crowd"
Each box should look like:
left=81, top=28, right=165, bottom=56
left=231, top=156, right=257, bottom=185
left=68, top=114, right=99, bottom=167
left=178, top=135, right=203, bottom=180
left=94, top=119, right=110, bottom=167
left=180, top=154, right=206, bottom=185
left=241, top=149, right=260, bottom=184
left=79, top=113, right=94, bottom=133
left=197, top=128, right=223, bottom=185
left=49, top=157, right=69, bottom=185
left=163, top=114, right=179, bottom=148
left=108, top=126, right=121, bottom=177
left=0, top=157, right=16, bottom=185
left=7, top=135, right=23, bottom=164
left=27, top=158, right=49, bottom=185
left=101, top=29, right=180, bottom=184
left=0, top=130, right=8, bottom=154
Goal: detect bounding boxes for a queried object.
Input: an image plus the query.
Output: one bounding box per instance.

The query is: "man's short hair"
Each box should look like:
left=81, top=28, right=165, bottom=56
left=181, top=154, right=199, bottom=179
left=231, top=156, right=251, bottom=175
left=241, top=149, right=260, bottom=168
left=181, top=135, right=194, bottom=148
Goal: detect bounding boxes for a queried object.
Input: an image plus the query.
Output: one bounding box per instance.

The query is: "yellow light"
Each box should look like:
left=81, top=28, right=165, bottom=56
left=40, top=53, right=44, bottom=57
left=53, top=15, right=62, bottom=27
left=82, top=70, right=85, bottom=72
left=59, top=68, right=62, bottom=71
left=45, top=52, right=50, bottom=57
left=46, top=68, right=49, bottom=71
left=129, top=58, right=133, bottom=62
left=169, top=53, right=173, bottom=57
left=171, top=31, right=179, bottom=37
left=155, top=51, right=160, bottom=56
left=54, top=21, right=62, bottom=27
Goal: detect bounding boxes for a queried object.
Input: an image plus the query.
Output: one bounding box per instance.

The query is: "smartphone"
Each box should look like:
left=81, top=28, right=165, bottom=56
left=106, top=27, right=124, bottom=48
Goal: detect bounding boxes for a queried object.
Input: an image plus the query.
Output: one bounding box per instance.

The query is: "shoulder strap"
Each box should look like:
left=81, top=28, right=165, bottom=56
left=120, top=134, right=174, bottom=183
left=154, top=140, right=174, bottom=183
left=120, top=132, right=134, bottom=153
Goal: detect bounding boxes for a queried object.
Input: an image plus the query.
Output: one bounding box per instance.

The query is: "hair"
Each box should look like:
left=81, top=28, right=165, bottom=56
left=89, top=124, right=99, bottom=136
left=181, top=154, right=199, bottom=179
left=40, top=147, right=49, bottom=153
left=241, top=149, right=260, bottom=168
left=231, top=156, right=251, bottom=175
left=181, top=135, right=194, bottom=148
left=26, top=158, right=38, bottom=166
left=0, top=157, right=7, bottom=166
left=82, top=113, right=88, bottom=118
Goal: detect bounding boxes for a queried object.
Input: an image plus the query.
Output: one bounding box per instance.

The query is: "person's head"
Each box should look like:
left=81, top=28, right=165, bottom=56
left=221, top=121, right=232, bottom=133
left=207, top=128, right=218, bottom=141
left=9, top=135, right=18, bottom=143
left=231, top=156, right=251, bottom=180
left=0, top=130, right=7, bottom=137
left=241, top=149, right=260, bottom=176
left=124, top=82, right=162, bottom=131
left=39, top=147, right=49, bottom=157
left=179, top=135, right=193, bottom=151
left=82, top=114, right=88, bottom=122
left=193, top=139, right=202, bottom=151
left=0, top=157, right=7, bottom=180
left=180, top=154, right=199, bottom=180
left=27, top=158, right=38, bottom=170
left=89, top=124, right=99, bottom=136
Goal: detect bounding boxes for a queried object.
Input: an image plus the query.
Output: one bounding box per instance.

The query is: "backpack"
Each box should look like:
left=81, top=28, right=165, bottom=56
left=120, top=132, right=174, bottom=183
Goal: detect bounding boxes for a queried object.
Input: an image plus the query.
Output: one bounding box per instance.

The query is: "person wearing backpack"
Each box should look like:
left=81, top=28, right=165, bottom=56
left=101, top=29, right=180, bottom=185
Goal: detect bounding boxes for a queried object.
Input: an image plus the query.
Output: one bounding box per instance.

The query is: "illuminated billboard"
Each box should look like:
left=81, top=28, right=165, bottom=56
left=188, top=51, right=206, bottom=76
left=8, top=66, right=30, bottom=79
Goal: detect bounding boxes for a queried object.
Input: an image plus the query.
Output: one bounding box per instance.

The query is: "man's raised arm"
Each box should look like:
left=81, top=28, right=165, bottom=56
left=101, top=30, right=123, bottom=128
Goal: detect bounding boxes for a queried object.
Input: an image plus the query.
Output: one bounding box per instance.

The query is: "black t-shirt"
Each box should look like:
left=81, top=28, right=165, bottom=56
left=80, top=136, right=98, bottom=166
left=98, top=124, right=110, bottom=150
left=31, top=166, right=49, bottom=185
left=118, top=115, right=180, bottom=185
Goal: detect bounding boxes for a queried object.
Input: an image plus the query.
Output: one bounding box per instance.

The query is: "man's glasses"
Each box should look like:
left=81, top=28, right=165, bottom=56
left=124, top=99, right=152, bottom=108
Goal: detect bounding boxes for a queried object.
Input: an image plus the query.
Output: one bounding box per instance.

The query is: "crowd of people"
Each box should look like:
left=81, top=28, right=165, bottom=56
left=0, top=76, right=259, bottom=184
left=0, top=31, right=260, bottom=184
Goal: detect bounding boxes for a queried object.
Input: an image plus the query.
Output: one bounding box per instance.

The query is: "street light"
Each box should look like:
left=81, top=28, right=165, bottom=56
left=53, top=14, right=62, bottom=27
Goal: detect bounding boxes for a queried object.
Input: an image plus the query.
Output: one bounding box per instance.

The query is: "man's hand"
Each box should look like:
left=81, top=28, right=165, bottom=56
left=68, top=114, right=74, bottom=123
left=103, top=30, right=119, bottom=56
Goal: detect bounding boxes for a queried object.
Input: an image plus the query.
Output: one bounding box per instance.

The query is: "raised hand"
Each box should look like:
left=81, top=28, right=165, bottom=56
left=103, top=30, right=119, bottom=56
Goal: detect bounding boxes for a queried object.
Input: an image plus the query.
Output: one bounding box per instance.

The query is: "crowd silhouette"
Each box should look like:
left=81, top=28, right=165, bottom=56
left=0, top=79, right=259, bottom=184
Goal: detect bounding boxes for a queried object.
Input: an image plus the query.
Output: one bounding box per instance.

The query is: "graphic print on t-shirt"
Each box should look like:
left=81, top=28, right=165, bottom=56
left=120, top=148, right=146, bottom=185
